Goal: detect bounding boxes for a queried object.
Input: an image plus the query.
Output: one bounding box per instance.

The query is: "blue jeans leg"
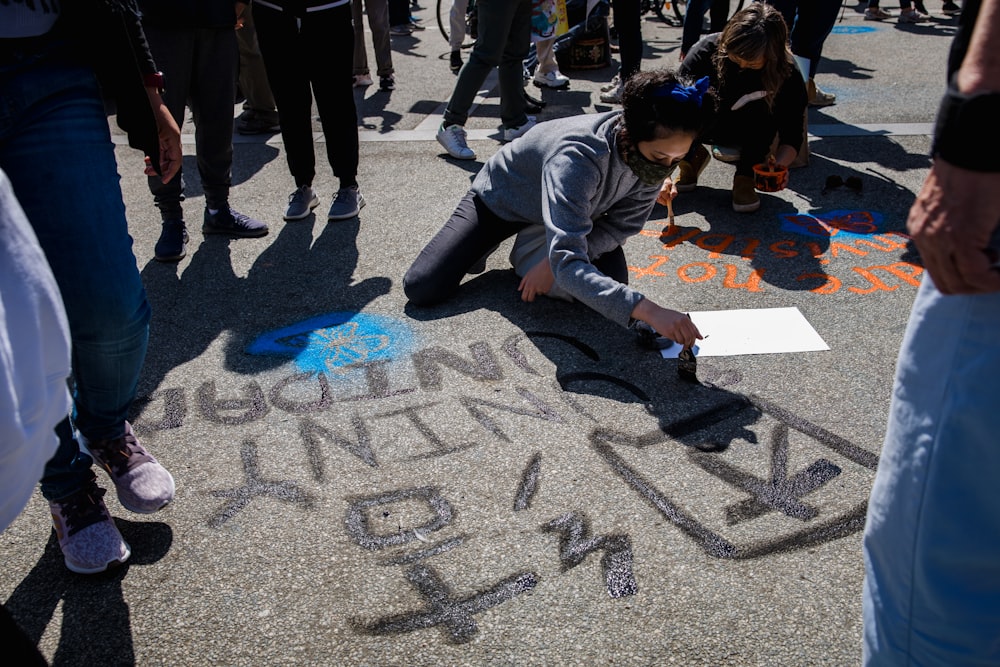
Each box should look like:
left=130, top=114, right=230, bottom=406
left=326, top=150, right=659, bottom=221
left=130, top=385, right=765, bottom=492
left=0, top=54, right=151, bottom=501
left=862, top=276, right=1000, bottom=665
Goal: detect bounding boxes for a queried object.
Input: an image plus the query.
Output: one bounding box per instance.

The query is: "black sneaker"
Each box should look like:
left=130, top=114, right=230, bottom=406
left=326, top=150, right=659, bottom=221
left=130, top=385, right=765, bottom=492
left=235, top=110, right=280, bottom=135
left=154, top=218, right=188, bottom=262
left=450, top=50, right=462, bottom=73
left=523, top=89, right=547, bottom=113
left=202, top=207, right=269, bottom=238
left=941, top=0, right=961, bottom=14
left=379, top=75, right=396, bottom=91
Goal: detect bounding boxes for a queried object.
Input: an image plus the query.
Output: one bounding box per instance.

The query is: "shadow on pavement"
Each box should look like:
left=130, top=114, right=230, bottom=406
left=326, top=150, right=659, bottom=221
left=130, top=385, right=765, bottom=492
left=134, top=211, right=392, bottom=423
left=403, top=267, right=762, bottom=453
left=4, top=521, right=173, bottom=667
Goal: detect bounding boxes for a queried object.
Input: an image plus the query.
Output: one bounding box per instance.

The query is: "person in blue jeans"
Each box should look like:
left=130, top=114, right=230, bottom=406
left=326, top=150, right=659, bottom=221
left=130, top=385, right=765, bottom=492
left=0, top=0, right=181, bottom=574
left=862, top=0, right=1000, bottom=663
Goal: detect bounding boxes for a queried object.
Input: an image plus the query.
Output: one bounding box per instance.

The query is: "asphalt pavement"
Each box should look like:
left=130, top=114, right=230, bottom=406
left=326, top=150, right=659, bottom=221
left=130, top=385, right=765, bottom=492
left=0, top=4, right=962, bottom=665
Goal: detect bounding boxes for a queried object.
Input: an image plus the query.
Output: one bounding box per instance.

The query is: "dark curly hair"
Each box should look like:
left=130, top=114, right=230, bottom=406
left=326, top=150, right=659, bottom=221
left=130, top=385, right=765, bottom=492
left=620, top=68, right=717, bottom=144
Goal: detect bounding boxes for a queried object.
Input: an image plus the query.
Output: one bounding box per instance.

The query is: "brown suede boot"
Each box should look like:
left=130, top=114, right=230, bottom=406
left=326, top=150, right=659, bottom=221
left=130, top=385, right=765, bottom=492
left=676, top=143, right=710, bottom=193
left=732, top=175, right=760, bottom=213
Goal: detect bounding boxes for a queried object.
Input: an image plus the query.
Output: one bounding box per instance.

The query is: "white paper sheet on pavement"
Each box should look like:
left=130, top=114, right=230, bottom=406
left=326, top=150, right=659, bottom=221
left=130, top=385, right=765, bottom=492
left=659, top=307, right=830, bottom=358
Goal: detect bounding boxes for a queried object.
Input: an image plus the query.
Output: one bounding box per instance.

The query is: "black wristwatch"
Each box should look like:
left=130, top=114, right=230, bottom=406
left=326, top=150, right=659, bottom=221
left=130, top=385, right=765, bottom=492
left=932, top=75, right=1000, bottom=172
left=142, top=71, right=165, bottom=95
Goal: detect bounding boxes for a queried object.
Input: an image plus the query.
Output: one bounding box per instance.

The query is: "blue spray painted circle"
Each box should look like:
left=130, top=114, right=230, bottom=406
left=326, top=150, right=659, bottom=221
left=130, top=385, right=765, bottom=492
left=779, top=209, right=886, bottom=239
left=831, top=25, right=878, bottom=34
left=247, top=312, right=415, bottom=374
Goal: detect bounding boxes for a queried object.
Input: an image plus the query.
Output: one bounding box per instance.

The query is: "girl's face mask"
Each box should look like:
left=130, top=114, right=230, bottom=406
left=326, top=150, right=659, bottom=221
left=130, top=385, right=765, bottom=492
left=620, top=128, right=694, bottom=186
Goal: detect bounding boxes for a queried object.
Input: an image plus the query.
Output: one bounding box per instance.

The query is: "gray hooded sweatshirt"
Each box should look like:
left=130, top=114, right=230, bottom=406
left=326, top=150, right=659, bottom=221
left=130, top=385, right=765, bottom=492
left=472, top=111, right=662, bottom=327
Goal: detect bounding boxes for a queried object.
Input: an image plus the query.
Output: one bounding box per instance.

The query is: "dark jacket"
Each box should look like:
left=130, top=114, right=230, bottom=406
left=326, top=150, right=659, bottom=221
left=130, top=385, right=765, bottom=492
left=136, top=0, right=238, bottom=29
left=679, top=33, right=807, bottom=151
left=252, top=0, right=352, bottom=16
left=60, top=0, right=161, bottom=173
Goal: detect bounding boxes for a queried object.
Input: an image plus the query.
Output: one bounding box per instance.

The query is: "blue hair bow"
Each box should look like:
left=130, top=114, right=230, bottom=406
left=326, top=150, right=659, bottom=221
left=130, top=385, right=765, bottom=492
left=654, top=76, right=711, bottom=107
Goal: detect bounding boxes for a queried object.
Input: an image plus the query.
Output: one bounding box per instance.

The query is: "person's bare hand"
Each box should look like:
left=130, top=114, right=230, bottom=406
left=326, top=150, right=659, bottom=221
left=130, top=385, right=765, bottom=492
left=907, top=159, right=1000, bottom=294
left=144, top=89, right=181, bottom=184
left=518, top=258, right=555, bottom=302
left=631, top=299, right=703, bottom=349
left=657, top=177, right=678, bottom=207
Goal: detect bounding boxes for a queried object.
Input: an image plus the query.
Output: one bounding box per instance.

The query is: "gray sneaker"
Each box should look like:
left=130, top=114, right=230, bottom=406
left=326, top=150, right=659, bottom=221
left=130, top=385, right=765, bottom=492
left=49, top=479, right=131, bottom=574
left=328, top=186, right=366, bottom=220
left=284, top=185, right=320, bottom=221
left=83, top=421, right=175, bottom=514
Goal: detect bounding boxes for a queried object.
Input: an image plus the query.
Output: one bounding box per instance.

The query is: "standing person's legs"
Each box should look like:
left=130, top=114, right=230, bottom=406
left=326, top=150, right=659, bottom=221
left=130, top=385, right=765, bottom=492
left=611, top=0, right=642, bottom=80
left=786, top=0, right=840, bottom=78
left=862, top=278, right=1000, bottom=665
left=142, top=25, right=196, bottom=222
left=236, top=7, right=279, bottom=128
left=0, top=62, right=151, bottom=493
left=681, top=0, right=713, bottom=56
left=388, top=0, right=410, bottom=28
left=254, top=4, right=318, bottom=189
left=403, top=191, right=528, bottom=305
left=709, top=0, right=730, bottom=31
left=497, top=0, right=531, bottom=129
left=305, top=5, right=359, bottom=191
left=365, top=0, right=394, bottom=78
left=190, top=27, right=239, bottom=214
left=534, top=35, right=571, bottom=88
left=450, top=0, right=470, bottom=51
left=443, top=0, right=523, bottom=127
left=536, top=37, right=557, bottom=73
left=352, top=0, right=371, bottom=77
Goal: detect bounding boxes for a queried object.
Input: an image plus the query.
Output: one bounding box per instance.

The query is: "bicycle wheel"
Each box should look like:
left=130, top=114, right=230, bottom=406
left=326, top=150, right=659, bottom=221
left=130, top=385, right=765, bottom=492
left=671, top=0, right=687, bottom=23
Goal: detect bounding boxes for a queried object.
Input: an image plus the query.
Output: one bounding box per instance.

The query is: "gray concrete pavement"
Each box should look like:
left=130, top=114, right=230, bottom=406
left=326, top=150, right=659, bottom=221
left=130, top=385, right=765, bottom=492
left=1, top=5, right=962, bottom=665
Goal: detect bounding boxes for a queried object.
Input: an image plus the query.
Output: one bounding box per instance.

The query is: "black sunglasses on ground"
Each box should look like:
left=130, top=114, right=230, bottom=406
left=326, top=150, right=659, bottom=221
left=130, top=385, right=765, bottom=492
left=822, top=174, right=863, bottom=194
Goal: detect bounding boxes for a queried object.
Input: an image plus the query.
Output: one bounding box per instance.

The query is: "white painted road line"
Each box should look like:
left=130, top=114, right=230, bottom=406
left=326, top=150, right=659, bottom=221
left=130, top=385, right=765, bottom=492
left=111, top=122, right=935, bottom=146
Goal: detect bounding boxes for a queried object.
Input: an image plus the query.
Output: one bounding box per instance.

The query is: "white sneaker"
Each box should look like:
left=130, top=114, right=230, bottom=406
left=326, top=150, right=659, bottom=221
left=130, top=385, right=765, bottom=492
left=898, top=8, right=930, bottom=22
left=502, top=116, right=536, bottom=142
left=533, top=69, right=570, bottom=88
left=599, top=81, right=623, bottom=104
left=600, top=74, right=620, bottom=92
left=437, top=123, right=476, bottom=160
left=353, top=74, right=373, bottom=87
left=864, top=7, right=893, bottom=19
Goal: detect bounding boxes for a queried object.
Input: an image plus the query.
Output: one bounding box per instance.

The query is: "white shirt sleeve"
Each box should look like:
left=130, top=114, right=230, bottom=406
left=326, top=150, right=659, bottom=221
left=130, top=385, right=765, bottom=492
left=0, top=168, right=72, bottom=533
